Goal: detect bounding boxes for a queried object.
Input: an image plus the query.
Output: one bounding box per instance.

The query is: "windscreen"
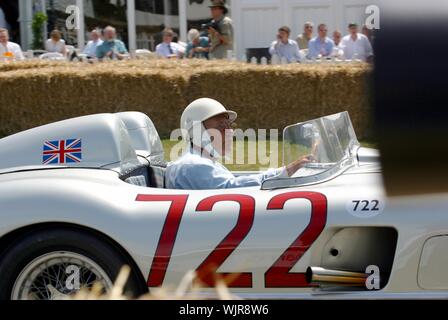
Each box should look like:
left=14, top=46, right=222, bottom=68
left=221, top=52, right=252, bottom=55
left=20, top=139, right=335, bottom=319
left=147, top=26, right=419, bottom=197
left=283, top=112, right=359, bottom=178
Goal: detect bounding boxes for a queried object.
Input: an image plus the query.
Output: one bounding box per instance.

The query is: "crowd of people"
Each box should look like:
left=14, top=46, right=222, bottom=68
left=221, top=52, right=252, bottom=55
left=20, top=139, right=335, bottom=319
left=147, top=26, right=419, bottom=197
left=0, top=0, right=373, bottom=64
left=269, top=22, right=374, bottom=63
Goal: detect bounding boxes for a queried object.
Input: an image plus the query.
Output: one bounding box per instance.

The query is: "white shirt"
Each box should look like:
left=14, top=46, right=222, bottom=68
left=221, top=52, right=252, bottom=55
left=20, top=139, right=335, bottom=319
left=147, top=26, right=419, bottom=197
left=83, top=39, right=104, bottom=57
left=0, top=42, right=25, bottom=60
left=269, top=39, right=301, bottom=63
left=45, top=39, right=66, bottom=54
left=156, top=42, right=184, bottom=58
left=166, top=149, right=288, bottom=190
left=340, top=33, right=373, bottom=61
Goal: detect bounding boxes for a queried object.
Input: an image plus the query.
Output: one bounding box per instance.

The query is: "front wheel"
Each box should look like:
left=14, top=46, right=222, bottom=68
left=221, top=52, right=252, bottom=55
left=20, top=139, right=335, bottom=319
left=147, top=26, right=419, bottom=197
left=0, top=227, right=147, bottom=300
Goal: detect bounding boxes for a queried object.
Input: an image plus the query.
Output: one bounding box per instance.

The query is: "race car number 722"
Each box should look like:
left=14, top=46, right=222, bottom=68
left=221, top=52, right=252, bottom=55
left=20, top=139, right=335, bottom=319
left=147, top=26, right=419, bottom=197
left=136, top=191, right=327, bottom=288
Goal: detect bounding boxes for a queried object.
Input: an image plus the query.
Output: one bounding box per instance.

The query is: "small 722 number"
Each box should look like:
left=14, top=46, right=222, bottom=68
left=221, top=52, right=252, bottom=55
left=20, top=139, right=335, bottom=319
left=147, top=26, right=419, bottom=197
left=352, top=200, right=380, bottom=212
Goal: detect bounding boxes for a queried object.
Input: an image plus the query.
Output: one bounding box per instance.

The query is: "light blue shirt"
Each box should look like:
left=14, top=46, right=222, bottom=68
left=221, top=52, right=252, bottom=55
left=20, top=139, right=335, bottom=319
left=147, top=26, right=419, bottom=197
left=185, top=37, right=210, bottom=59
left=96, top=39, right=128, bottom=59
left=308, top=37, right=335, bottom=59
left=166, top=149, right=286, bottom=190
left=269, top=39, right=301, bottom=63
left=83, top=39, right=103, bottom=57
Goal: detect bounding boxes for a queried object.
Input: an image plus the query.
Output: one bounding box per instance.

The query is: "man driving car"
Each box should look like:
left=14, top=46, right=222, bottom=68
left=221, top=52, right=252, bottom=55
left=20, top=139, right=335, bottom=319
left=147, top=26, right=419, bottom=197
left=166, top=98, right=313, bottom=190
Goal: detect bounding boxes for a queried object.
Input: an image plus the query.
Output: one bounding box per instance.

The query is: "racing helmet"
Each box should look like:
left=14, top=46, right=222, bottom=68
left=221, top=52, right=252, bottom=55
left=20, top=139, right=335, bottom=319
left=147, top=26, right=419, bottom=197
left=180, top=98, right=237, bottom=141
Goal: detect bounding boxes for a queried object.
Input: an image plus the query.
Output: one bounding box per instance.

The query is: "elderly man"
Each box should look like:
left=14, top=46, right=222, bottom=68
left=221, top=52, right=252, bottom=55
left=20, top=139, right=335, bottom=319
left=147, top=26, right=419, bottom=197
left=156, top=28, right=185, bottom=59
left=208, top=0, right=233, bottom=59
left=166, top=98, right=312, bottom=190
left=96, top=26, right=128, bottom=60
left=296, top=22, right=314, bottom=49
left=340, top=23, right=374, bottom=62
left=332, top=30, right=344, bottom=58
left=0, top=28, right=24, bottom=60
left=269, top=26, right=301, bottom=63
left=185, top=29, right=210, bottom=59
left=83, top=29, right=103, bottom=58
left=307, top=24, right=334, bottom=59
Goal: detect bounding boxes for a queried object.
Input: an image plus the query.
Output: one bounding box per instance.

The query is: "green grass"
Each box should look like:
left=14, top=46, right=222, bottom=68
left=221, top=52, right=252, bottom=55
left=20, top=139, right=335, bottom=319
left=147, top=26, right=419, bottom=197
left=162, top=139, right=377, bottom=172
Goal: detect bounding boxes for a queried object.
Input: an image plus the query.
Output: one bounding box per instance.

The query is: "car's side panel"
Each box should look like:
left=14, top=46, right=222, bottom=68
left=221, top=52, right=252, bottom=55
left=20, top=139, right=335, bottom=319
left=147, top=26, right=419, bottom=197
left=1, top=168, right=448, bottom=298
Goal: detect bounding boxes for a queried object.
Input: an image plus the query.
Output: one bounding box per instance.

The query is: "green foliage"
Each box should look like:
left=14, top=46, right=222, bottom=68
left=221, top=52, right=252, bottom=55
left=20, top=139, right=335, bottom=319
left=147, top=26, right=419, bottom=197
left=31, top=12, right=48, bottom=50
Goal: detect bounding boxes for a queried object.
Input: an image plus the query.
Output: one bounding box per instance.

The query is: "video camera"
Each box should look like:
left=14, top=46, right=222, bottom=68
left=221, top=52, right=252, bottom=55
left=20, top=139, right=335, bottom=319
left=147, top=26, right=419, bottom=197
left=201, top=21, right=220, bottom=33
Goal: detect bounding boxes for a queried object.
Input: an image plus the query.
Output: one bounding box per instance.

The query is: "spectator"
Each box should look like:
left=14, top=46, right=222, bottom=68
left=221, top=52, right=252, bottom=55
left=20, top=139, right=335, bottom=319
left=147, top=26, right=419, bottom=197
left=96, top=26, right=128, bottom=60
left=307, top=24, right=334, bottom=59
left=156, top=28, right=185, bottom=59
left=185, top=29, right=210, bottom=59
left=332, top=30, right=344, bottom=58
left=269, top=26, right=301, bottom=63
left=362, top=24, right=374, bottom=45
left=45, top=30, right=67, bottom=56
left=340, top=23, right=374, bottom=62
left=83, top=29, right=103, bottom=58
left=333, top=30, right=342, bottom=47
left=208, top=0, right=233, bottom=59
left=0, top=28, right=24, bottom=60
left=296, top=22, right=314, bottom=49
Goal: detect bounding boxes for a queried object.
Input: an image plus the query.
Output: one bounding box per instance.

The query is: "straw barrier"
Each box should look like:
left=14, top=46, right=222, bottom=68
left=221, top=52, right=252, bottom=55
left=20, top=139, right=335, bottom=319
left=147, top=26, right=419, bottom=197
left=0, top=60, right=373, bottom=138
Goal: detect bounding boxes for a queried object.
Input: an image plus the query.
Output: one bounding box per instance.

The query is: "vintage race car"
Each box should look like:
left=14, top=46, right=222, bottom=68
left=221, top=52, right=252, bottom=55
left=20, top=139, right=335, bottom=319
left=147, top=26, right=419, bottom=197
left=0, top=111, right=447, bottom=300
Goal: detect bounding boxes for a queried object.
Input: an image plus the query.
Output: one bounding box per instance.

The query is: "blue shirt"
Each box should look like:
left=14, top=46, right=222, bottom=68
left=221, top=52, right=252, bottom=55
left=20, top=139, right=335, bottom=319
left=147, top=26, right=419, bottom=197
left=83, top=39, right=103, bottom=58
left=308, top=37, right=335, bottom=59
left=166, top=149, right=286, bottom=190
left=269, top=39, right=301, bottom=63
left=96, top=39, right=128, bottom=59
left=185, top=37, right=210, bottom=59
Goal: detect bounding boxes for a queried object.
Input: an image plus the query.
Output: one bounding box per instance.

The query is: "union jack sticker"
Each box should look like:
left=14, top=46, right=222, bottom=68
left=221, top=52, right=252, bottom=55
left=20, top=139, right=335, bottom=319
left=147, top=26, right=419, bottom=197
left=42, top=139, right=82, bottom=165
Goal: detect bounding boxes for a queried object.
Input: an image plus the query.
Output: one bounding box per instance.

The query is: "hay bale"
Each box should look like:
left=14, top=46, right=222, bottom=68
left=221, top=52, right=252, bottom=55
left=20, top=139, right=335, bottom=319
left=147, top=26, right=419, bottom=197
left=0, top=60, right=372, bottom=139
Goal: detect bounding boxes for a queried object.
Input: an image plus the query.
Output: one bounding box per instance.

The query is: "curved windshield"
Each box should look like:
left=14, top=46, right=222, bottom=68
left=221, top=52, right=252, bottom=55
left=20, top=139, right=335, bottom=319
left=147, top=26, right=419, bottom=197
left=262, top=112, right=360, bottom=189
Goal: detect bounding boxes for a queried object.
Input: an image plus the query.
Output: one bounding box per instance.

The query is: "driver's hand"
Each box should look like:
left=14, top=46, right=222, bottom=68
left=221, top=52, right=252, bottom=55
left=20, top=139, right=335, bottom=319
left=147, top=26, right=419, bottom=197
left=301, top=154, right=316, bottom=164
left=286, top=154, right=315, bottom=177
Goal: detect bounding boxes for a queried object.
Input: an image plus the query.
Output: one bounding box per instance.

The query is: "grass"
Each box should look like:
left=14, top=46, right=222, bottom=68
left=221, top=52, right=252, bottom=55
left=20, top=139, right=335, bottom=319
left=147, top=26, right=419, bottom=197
left=162, top=139, right=378, bottom=171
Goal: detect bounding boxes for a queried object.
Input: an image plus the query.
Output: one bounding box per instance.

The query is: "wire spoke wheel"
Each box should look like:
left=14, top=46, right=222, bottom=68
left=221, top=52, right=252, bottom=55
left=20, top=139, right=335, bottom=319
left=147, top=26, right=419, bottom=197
left=11, top=251, right=113, bottom=300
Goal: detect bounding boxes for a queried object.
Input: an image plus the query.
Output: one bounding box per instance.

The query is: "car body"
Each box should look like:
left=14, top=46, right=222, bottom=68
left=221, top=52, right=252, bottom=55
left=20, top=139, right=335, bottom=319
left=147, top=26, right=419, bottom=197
left=0, top=111, right=447, bottom=300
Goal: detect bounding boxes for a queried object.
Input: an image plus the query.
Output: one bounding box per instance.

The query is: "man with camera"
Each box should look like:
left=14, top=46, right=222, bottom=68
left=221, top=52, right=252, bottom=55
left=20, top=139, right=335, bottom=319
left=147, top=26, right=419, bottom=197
left=206, top=0, right=233, bottom=59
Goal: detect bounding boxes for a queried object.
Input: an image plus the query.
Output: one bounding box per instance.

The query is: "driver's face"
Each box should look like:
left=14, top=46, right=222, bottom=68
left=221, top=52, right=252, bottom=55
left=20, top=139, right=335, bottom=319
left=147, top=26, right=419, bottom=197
left=203, top=114, right=234, bottom=157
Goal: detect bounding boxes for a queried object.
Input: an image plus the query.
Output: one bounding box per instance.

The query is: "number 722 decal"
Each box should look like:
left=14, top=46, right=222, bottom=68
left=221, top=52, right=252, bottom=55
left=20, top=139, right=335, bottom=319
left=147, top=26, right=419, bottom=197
left=136, top=191, right=327, bottom=288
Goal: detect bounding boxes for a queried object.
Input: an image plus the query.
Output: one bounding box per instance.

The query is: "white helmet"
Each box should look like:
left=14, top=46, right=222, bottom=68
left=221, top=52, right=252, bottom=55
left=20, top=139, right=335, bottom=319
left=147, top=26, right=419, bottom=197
left=180, top=98, right=237, bottom=137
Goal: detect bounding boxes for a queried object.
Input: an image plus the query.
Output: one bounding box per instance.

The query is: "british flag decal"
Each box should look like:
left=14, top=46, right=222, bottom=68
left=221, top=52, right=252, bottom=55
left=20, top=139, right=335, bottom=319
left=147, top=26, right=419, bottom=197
left=42, top=139, right=82, bottom=165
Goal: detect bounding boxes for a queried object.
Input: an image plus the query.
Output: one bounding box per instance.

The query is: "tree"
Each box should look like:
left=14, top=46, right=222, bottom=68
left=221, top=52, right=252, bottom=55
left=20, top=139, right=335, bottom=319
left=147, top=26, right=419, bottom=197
left=31, top=12, right=48, bottom=50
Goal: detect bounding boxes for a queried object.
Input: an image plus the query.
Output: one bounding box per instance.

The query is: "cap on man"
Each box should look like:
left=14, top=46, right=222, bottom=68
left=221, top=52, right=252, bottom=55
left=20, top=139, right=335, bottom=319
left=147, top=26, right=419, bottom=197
left=208, top=0, right=234, bottom=59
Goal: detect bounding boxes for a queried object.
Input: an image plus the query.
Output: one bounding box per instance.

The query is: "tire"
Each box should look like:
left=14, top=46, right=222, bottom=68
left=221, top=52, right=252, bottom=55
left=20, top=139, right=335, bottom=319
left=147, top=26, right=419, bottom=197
left=0, top=227, right=147, bottom=300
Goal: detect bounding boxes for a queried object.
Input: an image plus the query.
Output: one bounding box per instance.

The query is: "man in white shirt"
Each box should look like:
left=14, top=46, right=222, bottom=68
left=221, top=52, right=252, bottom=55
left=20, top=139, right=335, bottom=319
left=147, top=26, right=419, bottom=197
left=0, top=28, right=24, bottom=61
left=269, top=26, right=301, bottom=63
left=340, top=23, right=373, bottom=62
left=156, top=28, right=184, bottom=59
left=83, top=29, right=103, bottom=58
